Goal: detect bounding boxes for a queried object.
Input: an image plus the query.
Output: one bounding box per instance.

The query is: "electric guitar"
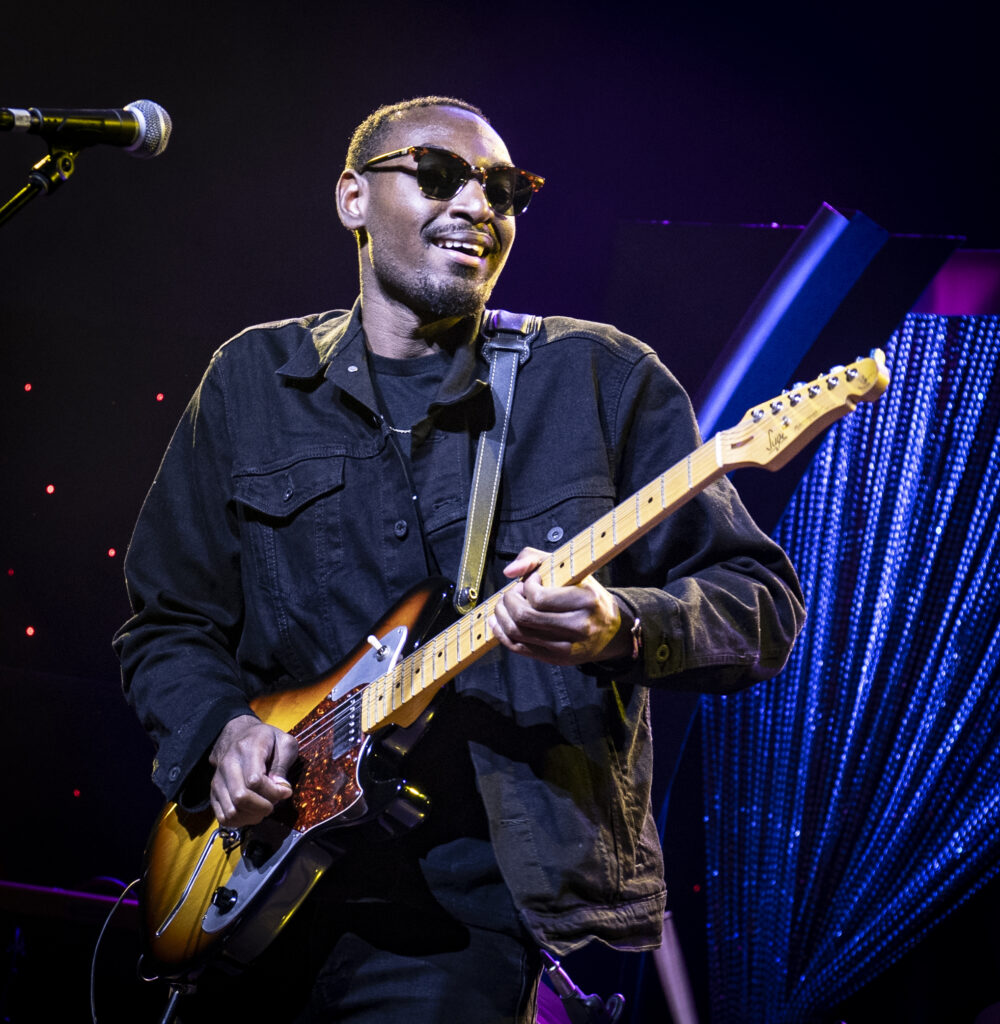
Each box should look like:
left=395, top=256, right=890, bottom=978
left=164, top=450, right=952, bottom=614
left=140, top=350, right=889, bottom=978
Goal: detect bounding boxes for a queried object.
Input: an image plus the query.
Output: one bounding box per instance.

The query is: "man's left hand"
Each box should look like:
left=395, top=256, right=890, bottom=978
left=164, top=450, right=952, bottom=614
left=488, top=546, right=632, bottom=666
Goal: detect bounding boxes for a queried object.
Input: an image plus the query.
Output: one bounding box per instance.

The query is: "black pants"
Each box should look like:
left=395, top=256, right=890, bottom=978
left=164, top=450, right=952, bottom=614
left=176, top=848, right=540, bottom=1023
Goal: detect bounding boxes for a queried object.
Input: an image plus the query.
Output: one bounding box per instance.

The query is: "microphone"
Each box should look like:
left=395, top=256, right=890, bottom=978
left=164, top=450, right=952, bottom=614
left=0, top=99, right=172, bottom=158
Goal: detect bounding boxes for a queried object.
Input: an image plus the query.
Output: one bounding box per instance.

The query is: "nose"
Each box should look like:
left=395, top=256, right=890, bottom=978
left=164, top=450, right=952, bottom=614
left=448, top=173, right=493, bottom=222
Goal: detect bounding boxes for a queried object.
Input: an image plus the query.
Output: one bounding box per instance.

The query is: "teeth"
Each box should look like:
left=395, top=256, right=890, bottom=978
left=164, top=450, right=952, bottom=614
left=437, top=239, right=485, bottom=257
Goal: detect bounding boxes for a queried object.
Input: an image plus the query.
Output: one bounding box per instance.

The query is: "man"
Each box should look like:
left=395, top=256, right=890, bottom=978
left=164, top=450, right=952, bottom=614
left=115, top=96, right=805, bottom=1022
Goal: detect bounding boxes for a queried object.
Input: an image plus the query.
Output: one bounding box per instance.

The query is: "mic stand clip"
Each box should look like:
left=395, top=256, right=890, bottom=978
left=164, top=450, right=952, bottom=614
left=0, top=144, right=82, bottom=228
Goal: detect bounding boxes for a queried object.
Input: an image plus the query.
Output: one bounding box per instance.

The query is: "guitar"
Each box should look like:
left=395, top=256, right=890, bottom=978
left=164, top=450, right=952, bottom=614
left=140, top=350, right=890, bottom=978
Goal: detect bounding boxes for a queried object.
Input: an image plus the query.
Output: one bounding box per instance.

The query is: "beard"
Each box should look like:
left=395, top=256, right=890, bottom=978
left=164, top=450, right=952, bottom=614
left=364, top=231, right=505, bottom=324
left=406, top=266, right=494, bottom=320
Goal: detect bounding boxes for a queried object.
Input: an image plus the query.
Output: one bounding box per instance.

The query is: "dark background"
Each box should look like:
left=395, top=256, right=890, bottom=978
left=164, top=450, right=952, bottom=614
left=2, top=1, right=996, bottom=1020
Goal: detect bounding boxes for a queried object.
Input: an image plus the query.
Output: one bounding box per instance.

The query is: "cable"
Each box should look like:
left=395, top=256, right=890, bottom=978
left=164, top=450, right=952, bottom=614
left=89, top=877, right=140, bottom=1024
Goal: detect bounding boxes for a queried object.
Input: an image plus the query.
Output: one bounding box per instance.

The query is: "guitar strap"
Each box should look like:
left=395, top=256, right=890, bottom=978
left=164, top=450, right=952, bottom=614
left=454, top=309, right=541, bottom=614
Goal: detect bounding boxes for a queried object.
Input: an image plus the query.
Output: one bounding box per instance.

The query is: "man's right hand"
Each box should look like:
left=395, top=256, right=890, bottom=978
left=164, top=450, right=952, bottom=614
left=208, top=714, right=299, bottom=828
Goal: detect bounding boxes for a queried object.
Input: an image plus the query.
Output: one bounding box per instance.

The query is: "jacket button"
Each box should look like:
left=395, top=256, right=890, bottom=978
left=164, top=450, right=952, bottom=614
left=546, top=526, right=564, bottom=543
left=393, top=519, right=408, bottom=539
left=655, top=642, right=671, bottom=663
left=167, top=765, right=181, bottom=782
left=283, top=487, right=293, bottom=502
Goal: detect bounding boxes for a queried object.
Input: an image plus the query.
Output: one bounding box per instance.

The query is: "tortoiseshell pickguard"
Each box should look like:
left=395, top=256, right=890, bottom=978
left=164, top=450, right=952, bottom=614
left=284, top=685, right=367, bottom=831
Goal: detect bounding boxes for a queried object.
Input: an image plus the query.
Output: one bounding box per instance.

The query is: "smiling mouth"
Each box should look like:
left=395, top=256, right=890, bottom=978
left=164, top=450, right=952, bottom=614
left=433, top=238, right=489, bottom=259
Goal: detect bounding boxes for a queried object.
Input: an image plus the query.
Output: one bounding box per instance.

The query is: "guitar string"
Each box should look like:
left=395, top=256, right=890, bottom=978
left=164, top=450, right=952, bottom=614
left=288, top=457, right=704, bottom=755
left=287, top=506, right=635, bottom=758
left=276, top=367, right=862, bottom=764
left=289, top=431, right=741, bottom=756
left=286, top=372, right=860, bottom=756
left=289, top=591, right=505, bottom=754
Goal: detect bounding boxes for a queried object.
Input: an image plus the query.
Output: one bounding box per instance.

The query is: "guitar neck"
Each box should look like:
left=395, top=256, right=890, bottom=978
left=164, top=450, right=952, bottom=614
left=360, top=437, right=725, bottom=732
left=359, top=347, right=890, bottom=733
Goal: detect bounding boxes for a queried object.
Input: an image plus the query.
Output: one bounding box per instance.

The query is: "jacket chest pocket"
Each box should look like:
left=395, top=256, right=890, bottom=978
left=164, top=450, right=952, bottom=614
left=233, top=455, right=346, bottom=602
left=493, top=495, right=617, bottom=563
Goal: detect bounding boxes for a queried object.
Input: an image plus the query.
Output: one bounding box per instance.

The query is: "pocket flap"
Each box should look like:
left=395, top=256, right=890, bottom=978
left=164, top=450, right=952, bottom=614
left=233, top=456, right=345, bottom=517
left=495, top=495, right=615, bottom=558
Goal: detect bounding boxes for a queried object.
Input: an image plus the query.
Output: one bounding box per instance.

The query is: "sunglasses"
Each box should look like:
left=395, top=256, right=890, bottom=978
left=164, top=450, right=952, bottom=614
left=361, top=145, right=545, bottom=216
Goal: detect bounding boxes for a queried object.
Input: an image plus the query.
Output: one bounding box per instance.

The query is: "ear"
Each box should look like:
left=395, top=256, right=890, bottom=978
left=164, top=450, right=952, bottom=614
left=336, top=168, right=368, bottom=231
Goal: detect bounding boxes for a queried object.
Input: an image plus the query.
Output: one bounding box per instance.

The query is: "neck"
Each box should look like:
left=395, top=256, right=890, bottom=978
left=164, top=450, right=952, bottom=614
left=360, top=297, right=480, bottom=359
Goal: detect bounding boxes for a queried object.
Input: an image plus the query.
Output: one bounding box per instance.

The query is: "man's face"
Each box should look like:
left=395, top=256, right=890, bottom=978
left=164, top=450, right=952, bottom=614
left=355, top=106, right=517, bottom=322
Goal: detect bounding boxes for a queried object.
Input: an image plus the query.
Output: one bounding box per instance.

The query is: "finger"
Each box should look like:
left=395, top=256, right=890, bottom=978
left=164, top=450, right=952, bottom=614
left=519, top=572, right=599, bottom=615
left=491, top=590, right=576, bottom=655
left=211, top=773, right=275, bottom=828
left=501, top=583, right=591, bottom=643
left=489, top=609, right=571, bottom=663
left=502, top=546, right=547, bottom=580
left=267, top=731, right=299, bottom=788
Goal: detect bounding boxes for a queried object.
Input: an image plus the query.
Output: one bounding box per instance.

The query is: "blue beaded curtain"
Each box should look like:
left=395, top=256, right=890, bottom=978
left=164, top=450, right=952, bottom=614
left=700, top=313, right=1000, bottom=1022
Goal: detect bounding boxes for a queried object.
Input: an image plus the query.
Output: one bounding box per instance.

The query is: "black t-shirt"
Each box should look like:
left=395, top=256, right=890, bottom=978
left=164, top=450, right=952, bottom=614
left=329, top=350, right=519, bottom=939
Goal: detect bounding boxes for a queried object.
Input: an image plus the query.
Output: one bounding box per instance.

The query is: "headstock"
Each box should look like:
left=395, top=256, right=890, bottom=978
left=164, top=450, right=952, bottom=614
left=720, top=349, right=890, bottom=471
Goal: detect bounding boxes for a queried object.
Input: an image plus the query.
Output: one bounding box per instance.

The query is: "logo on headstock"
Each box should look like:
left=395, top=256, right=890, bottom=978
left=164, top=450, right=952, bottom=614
left=767, top=427, right=788, bottom=453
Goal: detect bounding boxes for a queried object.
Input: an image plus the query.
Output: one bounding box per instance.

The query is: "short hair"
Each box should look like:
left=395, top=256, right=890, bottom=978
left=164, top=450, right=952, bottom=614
left=345, top=96, right=489, bottom=171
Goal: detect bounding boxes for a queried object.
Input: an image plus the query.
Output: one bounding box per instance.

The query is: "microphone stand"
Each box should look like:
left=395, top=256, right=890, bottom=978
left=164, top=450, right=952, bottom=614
left=0, top=145, right=80, bottom=227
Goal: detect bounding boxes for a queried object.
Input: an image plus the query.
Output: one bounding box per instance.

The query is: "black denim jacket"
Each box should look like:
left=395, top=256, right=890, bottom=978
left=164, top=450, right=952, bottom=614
left=114, top=300, right=804, bottom=954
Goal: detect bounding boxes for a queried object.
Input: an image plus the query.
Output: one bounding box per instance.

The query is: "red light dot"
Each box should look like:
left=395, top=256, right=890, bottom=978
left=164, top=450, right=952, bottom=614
left=7, top=568, right=13, bottom=577
left=24, top=382, right=32, bottom=392
left=45, top=484, right=55, bottom=494
left=155, top=392, right=165, bottom=402
left=73, top=789, right=81, bottom=798
left=107, top=547, right=117, bottom=558
left=25, top=626, right=35, bottom=636
left=692, top=884, right=702, bottom=893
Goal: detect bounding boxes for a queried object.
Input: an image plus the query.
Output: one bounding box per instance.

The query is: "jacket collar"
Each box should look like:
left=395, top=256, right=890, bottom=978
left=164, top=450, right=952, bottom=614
left=275, top=297, right=489, bottom=411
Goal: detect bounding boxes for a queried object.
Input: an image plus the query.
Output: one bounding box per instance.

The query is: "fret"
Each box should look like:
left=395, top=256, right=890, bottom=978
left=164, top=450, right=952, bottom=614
left=372, top=681, right=382, bottom=729
left=361, top=685, right=371, bottom=732
left=406, top=656, right=416, bottom=701
left=410, top=650, right=423, bottom=696
left=418, top=646, right=430, bottom=693
left=462, top=614, right=473, bottom=660
left=448, top=622, right=459, bottom=665
left=359, top=352, right=887, bottom=736
left=472, top=606, right=487, bottom=654
left=367, top=680, right=380, bottom=731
